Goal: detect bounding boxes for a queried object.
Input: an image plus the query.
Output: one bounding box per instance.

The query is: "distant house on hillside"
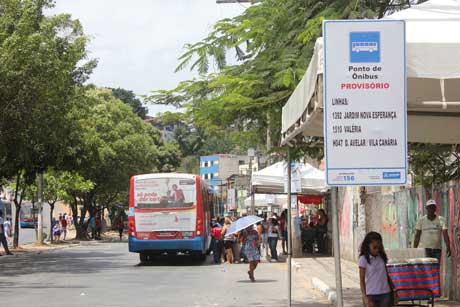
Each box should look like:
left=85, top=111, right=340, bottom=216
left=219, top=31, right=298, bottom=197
left=144, top=116, right=189, bottom=143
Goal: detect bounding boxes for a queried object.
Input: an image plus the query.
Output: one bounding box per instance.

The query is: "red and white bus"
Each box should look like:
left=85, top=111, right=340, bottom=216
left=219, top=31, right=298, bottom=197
left=128, top=173, right=213, bottom=262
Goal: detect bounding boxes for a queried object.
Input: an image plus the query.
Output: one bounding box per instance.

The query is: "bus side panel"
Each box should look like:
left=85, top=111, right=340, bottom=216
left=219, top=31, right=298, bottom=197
left=128, top=176, right=136, bottom=246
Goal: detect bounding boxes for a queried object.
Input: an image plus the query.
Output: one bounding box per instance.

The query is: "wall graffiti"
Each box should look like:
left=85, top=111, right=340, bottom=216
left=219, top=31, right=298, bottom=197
left=339, top=183, right=460, bottom=301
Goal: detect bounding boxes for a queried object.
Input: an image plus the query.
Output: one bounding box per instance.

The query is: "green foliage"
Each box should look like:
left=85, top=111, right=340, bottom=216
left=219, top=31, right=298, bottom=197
left=0, top=0, right=94, bottom=180
left=409, top=144, right=460, bottom=186
left=110, top=87, right=148, bottom=119
left=148, top=0, right=415, bottom=160
left=66, top=87, right=180, bottom=197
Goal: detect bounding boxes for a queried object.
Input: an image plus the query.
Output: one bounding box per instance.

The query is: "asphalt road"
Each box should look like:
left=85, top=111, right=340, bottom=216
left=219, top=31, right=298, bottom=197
left=0, top=242, right=331, bottom=307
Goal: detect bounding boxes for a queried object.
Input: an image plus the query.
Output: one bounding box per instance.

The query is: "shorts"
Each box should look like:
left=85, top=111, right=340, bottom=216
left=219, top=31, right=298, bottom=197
left=282, top=230, right=288, bottom=239
left=223, top=240, right=233, bottom=249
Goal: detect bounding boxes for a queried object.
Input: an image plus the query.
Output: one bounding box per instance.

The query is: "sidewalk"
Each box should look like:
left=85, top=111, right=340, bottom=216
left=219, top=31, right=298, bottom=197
left=292, top=257, right=457, bottom=307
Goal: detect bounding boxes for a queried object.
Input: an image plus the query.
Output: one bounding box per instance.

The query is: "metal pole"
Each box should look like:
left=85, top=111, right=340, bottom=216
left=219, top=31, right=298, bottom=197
left=331, top=187, right=343, bottom=307
left=249, top=157, right=255, bottom=215
left=287, top=149, right=292, bottom=307
left=37, top=172, right=44, bottom=245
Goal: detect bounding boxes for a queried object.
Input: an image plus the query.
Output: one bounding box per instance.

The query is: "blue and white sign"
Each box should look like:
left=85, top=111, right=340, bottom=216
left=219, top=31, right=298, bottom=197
left=350, top=32, right=380, bottom=63
left=323, top=20, right=407, bottom=186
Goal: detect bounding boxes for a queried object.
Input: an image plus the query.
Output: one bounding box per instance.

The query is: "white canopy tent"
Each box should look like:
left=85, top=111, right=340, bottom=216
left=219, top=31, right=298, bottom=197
left=243, top=194, right=286, bottom=208
left=251, top=161, right=328, bottom=194
left=281, top=0, right=460, bottom=145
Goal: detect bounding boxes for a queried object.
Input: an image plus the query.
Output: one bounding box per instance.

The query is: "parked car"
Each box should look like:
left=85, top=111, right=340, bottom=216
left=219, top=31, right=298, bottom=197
left=20, top=217, right=38, bottom=228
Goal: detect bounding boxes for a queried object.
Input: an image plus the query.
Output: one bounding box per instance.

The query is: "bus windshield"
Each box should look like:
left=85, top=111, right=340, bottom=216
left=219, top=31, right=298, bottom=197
left=134, top=177, right=196, bottom=209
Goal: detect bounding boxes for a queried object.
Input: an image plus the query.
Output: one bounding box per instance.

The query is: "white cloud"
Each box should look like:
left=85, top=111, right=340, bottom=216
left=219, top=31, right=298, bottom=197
left=51, top=0, right=246, bottom=115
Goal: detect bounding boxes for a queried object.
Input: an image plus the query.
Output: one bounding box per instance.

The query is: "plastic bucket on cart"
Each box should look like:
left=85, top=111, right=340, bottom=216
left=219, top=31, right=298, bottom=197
left=387, top=258, right=440, bottom=300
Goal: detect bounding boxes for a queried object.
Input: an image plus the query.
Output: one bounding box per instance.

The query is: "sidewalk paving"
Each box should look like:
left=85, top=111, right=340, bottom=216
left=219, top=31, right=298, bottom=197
left=292, top=257, right=458, bottom=307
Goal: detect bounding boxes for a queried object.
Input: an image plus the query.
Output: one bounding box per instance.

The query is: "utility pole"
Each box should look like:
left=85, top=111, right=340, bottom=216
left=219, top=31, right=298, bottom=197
left=287, top=148, right=292, bottom=307
left=248, top=148, right=255, bottom=215
left=37, top=172, right=44, bottom=245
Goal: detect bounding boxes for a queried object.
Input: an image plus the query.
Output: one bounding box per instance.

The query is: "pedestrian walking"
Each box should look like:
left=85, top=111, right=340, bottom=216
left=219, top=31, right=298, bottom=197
left=242, top=225, right=260, bottom=282
left=414, top=199, right=451, bottom=262
left=359, top=231, right=396, bottom=307
left=256, top=221, right=264, bottom=253
left=53, top=221, right=61, bottom=242
left=315, top=209, right=328, bottom=254
left=210, top=220, right=222, bottom=264
left=89, top=216, right=96, bottom=239
left=4, top=217, right=12, bottom=246
left=66, top=214, right=73, bottom=229
left=268, top=217, right=279, bottom=261
left=95, top=215, right=102, bottom=240
left=280, top=210, right=287, bottom=255
left=61, top=213, right=68, bottom=240
left=221, top=217, right=234, bottom=264
left=0, top=210, right=12, bottom=255
left=117, top=217, right=124, bottom=241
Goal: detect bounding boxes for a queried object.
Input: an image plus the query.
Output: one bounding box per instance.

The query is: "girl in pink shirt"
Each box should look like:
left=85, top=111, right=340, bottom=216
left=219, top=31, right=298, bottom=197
left=359, top=232, right=396, bottom=307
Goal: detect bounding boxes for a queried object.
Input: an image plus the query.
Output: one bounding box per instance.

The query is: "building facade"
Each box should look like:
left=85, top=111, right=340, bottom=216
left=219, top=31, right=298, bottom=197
left=199, top=154, right=249, bottom=190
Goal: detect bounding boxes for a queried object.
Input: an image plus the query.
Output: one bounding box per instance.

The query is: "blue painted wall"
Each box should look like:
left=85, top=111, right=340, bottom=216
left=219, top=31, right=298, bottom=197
left=200, top=155, right=220, bottom=188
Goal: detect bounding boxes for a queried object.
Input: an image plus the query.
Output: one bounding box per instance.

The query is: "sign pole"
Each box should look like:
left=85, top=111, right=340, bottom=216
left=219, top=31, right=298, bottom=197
left=287, top=148, right=292, bottom=307
left=331, top=187, right=343, bottom=307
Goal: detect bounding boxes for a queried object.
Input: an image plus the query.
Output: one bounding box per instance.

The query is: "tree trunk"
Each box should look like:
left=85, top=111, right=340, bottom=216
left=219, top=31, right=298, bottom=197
left=49, top=203, right=54, bottom=243
left=32, top=201, right=37, bottom=240
left=12, top=173, right=25, bottom=248
left=13, top=202, right=21, bottom=248
left=76, top=206, right=88, bottom=240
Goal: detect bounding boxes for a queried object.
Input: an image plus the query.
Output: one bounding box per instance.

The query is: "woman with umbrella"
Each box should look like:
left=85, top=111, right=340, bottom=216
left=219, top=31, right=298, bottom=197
left=223, top=215, right=263, bottom=281
left=242, top=225, right=261, bottom=282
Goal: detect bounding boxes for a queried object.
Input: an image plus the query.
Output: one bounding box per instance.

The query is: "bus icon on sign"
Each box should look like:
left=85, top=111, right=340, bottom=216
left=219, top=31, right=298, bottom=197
left=352, top=41, right=378, bottom=52
left=350, top=32, right=380, bottom=63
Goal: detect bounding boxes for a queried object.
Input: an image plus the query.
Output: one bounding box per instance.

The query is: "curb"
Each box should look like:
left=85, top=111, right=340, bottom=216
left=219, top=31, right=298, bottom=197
left=311, top=277, right=337, bottom=303
left=292, top=259, right=336, bottom=303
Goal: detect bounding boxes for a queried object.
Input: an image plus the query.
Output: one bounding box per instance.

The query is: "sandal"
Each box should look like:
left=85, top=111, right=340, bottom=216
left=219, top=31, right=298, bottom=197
left=248, top=270, right=255, bottom=282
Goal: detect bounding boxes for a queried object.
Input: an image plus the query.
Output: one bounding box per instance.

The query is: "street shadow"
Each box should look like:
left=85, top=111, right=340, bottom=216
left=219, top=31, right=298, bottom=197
left=236, top=279, right=277, bottom=283
left=0, top=249, right=128, bottom=279
left=135, top=254, right=214, bottom=267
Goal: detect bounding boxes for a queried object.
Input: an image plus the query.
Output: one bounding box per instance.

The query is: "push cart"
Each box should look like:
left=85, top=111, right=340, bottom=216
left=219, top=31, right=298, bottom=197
left=387, top=258, right=440, bottom=307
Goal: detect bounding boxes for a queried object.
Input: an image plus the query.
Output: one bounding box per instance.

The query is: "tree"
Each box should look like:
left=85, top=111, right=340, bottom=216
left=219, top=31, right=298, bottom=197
left=64, top=87, right=180, bottom=239
left=110, top=87, right=148, bottom=119
left=0, top=0, right=95, bottom=245
left=147, top=0, right=425, bottom=159
left=59, top=171, right=94, bottom=239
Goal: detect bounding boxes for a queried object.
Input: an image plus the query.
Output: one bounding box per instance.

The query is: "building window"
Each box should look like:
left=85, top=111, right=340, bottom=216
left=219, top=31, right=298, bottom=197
left=210, top=173, right=214, bottom=179
left=214, top=172, right=219, bottom=178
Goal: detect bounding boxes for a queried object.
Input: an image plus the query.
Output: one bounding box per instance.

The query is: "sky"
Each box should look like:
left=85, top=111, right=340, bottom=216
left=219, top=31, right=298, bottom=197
left=51, top=0, right=246, bottom=115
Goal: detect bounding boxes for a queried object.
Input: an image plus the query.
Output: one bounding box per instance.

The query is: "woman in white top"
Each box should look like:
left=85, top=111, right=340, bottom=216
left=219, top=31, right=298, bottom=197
left=268, top=217, right=279, bottom=261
